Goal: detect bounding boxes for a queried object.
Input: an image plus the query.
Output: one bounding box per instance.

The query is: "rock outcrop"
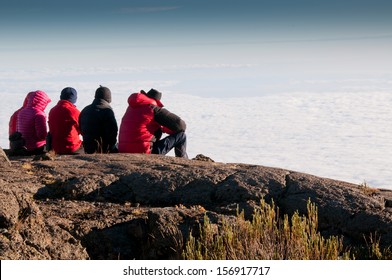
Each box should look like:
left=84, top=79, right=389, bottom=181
left=0, top=147, right=11, bottom=167
left=0, top=149, right=391, bottom=259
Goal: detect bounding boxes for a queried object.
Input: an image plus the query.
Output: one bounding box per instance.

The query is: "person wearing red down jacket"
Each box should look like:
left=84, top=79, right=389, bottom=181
left=16, top=90, right=51, bottom=155
left=118, top=88, right=188, bottom=158
left=48, top=87, right=82, bottom=154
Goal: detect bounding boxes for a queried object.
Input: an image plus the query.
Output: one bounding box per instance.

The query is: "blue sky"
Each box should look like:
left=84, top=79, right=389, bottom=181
left=1, top=0, right=392, bottom=95
left=1, top=1, right=391, bottom=59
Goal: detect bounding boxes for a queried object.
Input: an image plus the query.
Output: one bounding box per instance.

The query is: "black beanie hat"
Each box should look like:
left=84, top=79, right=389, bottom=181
left=95, top=85, right=112, bottom=103
left=146, top=88, right=162, bottom=101
left=60, top=87, right=77, bottom=104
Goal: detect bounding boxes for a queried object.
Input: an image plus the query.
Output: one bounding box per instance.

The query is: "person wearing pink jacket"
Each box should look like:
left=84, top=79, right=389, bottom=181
left=16, top=90, right=51, bottom=155
left=9, top=92, right=33, bottom=137
left=8, top=92, right=33, bottom=153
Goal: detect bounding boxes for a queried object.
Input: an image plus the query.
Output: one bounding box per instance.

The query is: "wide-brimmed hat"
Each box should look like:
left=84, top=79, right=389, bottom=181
left=145, top=88, right=163, bottom=106
left=146, top=88, right=162, bottom=101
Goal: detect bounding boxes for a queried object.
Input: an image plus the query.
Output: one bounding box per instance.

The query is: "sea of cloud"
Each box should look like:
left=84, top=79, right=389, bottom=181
left=0, top=68, right=391, bottom=190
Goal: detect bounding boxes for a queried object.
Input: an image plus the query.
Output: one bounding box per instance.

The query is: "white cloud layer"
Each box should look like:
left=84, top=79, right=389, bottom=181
left=1, top=71, right=391, bottom=190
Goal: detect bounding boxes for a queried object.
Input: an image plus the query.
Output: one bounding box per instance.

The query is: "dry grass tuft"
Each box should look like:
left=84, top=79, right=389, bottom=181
left=359, top=181, right=379, bottom=196
left=183, top=199, right=350, bottom=260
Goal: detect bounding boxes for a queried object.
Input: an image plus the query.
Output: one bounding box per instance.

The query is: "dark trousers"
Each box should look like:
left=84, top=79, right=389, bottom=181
left=152, top=132, right=188, bottom=158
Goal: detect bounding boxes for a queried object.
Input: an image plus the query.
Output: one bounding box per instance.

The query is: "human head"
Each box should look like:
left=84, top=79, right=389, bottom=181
left=60, top=87, right=77, bottom=104
left=27, top=90, right=51, bottom=110
left=95, top=85, right=112, bottom=103
left=146, top=88, right=162, bottom=101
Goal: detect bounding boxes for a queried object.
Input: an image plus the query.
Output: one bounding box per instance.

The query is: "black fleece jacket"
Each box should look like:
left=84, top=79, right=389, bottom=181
left=152, top=106, right=186, bottom=133
left=79, top=98, right=118, bottom=153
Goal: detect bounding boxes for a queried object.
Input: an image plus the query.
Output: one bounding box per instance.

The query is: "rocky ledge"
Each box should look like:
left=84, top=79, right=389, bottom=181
left=1, top=147, right=392, bottom=259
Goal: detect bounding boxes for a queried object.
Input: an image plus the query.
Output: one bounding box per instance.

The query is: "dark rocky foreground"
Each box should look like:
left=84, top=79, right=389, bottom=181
left=1, top=147, right=392, bottom=259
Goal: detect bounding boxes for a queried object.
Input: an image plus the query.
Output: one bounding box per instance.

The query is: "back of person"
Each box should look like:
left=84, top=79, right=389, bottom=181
left=118, top=92, right=161, bottom=153
left=9, top=108, right=23, bottom=137
left=48, top=87, right=82, bottom=154
left=118, top=89, right=187, bottom=158
left=79, top=86, right=118, bottom=154
left=16, top=90, right=51, bottom=153
left=9, top=92, right=32, bottom=137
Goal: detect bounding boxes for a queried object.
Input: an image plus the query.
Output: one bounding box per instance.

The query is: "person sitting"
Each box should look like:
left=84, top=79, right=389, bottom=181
left=15, top=90, right=51, bottom=155
left=79, top=86, right=118, bottom=154
left=48, top=87, right=82, bottom=154
left=8, top=92, right=33, bottom=155
left=118, top=88, right=188, bottom=158
left=9, top=91, right=32, bottom=137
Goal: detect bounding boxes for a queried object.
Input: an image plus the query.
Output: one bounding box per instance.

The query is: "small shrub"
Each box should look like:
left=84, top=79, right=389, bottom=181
left=354, top=233, right=392, bottom=260
left=183, top=199, right=350, bottom=260
left=359, top=180, right=378, bottom=196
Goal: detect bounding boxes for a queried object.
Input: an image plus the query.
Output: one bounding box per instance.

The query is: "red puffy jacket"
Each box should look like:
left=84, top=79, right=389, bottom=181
left=16, top=90, right=51, bottom=151
left=48, top=100, right=82, bottom=154
left=118, top=92, right=163, bottom=153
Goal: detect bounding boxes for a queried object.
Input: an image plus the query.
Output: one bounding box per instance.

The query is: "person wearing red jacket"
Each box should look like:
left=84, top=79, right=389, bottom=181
left=48, top=87, right=82, bottom=154
left=118, top=89, right=188, bottom=158
left=16, top=90, right=51, bottom=155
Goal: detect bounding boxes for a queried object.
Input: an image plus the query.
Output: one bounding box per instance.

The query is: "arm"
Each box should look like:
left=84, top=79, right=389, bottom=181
left=9, top=111, right=18, bottom=135
left=104, top=109, right=118, bottom=147
left=152, top=106, right=186, bottom=133
left=35, top=114, right=48, bottom=141
left=70, top=107, right=81, bottom=134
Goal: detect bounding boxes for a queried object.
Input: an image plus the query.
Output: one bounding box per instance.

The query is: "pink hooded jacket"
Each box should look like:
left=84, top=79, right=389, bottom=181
left=16, top=90, right=51, bottom=151
left=9, top=92, right=32, bottom=136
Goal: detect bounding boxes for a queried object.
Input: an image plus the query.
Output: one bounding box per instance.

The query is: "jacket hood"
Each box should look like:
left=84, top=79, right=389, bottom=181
left=22, top=91, right=34, bottom=108
left=26, top=90, right=51, bottom=111
left=92, top=97, right=113, bottom=110
left=128, top=92, right=164, bottom=108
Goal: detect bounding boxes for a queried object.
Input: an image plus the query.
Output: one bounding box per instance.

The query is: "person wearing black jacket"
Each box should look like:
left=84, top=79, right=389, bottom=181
left=118, top=88, right=188, bottom=158
left=79, top=86, right=118, bottom=154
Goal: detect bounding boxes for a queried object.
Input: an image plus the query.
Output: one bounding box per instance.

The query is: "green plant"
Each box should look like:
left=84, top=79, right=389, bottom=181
left=183, top=199, right=350, bottom=260
left=361, top=233, right=392, bottom=260
left=359, top=180, right=378, bottom=196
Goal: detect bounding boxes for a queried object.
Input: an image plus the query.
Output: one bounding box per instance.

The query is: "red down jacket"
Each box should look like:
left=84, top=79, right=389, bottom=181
left=118, top=92, right=163, bottom=153
left=48, top=100, right=82, bottom=154
left=16, top=90, right=51, bottom=151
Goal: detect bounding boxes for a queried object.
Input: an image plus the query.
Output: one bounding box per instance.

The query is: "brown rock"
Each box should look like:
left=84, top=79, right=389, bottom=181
left=0, top=153, right=391, bottom=259
left=0, top=147, right=11, bottom=167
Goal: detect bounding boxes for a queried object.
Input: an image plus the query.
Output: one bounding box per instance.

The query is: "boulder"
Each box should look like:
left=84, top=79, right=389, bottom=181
left=0, top=147, right=11, bottom=167
left=0, top=153, right=391, bottom=259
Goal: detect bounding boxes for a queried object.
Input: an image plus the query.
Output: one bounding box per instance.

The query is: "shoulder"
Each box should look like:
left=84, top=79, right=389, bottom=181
left=80, top=104, right=93, bottom=113
left=28, top=107, right=45, bottom=117
left=149, top=104, right=160, bottom=113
